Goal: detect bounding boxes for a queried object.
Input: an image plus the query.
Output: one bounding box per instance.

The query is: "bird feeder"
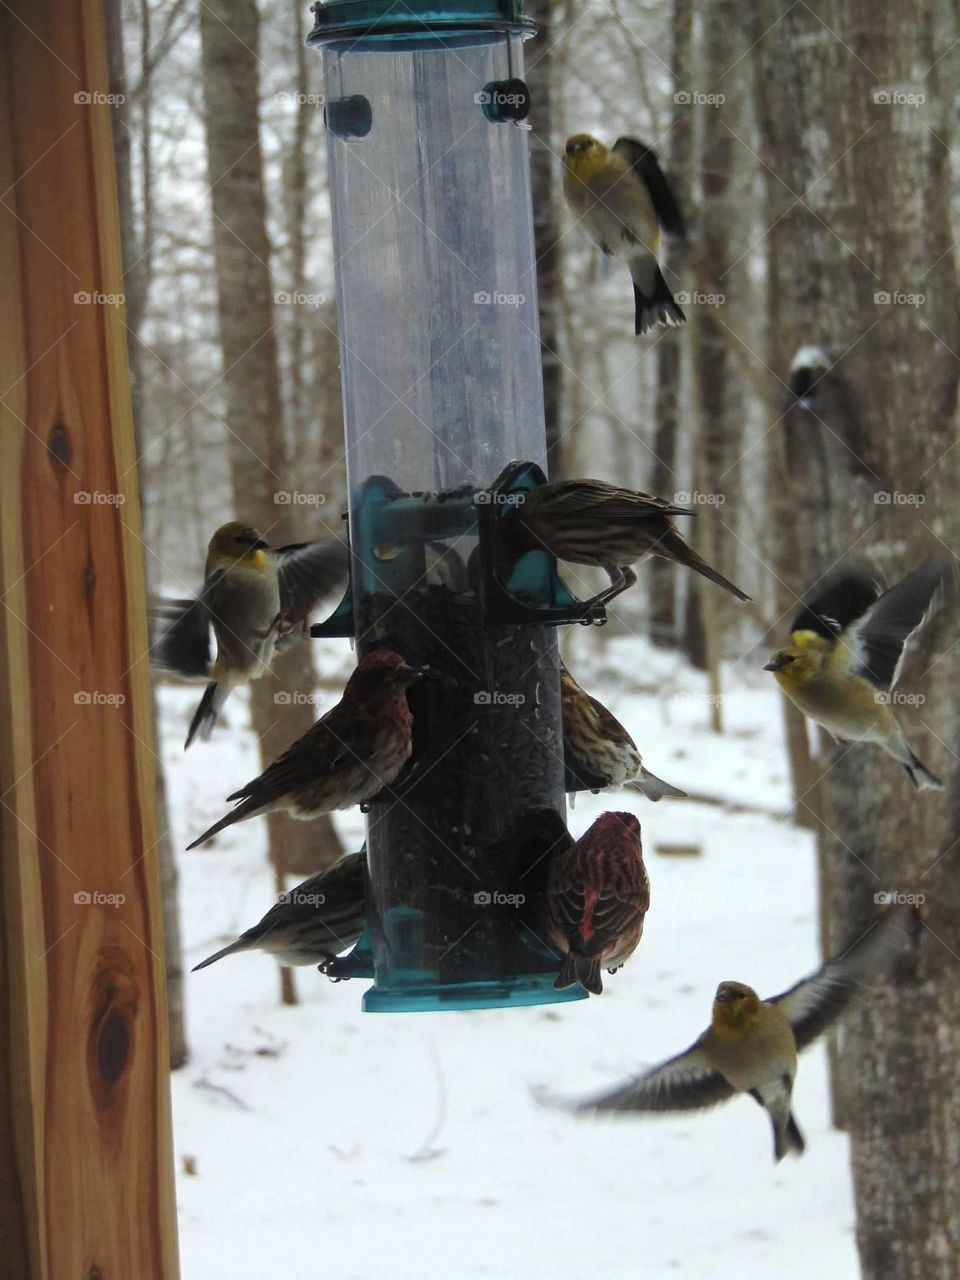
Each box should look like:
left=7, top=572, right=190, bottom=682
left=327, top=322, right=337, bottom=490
left=308, top=0, right=600, bottom=1011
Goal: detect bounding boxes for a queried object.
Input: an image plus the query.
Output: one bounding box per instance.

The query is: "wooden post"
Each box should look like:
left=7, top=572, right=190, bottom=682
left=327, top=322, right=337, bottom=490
left=0, top=3, right=179, bottom=1276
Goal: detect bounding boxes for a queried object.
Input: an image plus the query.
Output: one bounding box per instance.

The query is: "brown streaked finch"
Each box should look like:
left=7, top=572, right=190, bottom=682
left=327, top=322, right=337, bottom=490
left=192, top=850, right=366, bottom=971
left=547, top=811, right=650, bottom=995
left=186, top=649, right=422, bottom=850
left=560, top=663, right=686, bottom=801
left=498, top=478, right=750, bottom=609
left=537, top=909, right=910, bottom=1161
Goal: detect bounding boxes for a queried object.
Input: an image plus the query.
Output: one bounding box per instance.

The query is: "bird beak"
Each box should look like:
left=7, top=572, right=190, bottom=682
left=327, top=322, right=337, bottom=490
left=762, top=660, right=778, bottom=672
left=251, top=538, right=270, bottom=551
left=398, top=662, right=426, bottom=683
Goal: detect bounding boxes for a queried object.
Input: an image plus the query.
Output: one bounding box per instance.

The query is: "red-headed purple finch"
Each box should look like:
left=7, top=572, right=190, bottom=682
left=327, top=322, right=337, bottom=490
left=547, top=811, right=650, bottom=995
left=186, top=649, right=421, bottom=850
left=499, top=479, right=750, bottom=608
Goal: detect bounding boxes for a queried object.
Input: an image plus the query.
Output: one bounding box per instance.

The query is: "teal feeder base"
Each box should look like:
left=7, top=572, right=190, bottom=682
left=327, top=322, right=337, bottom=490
left=362, top=973, right=587, bottom=1013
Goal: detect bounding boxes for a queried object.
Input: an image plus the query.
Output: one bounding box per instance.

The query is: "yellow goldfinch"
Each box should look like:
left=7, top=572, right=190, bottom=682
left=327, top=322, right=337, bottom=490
left=764, top=560, right=948, bottom=789
left=537, top=910, right=908, bottom=1161
left=563, top=134, right=686, bottom=335
left=151, top=521, right=348, bottom=748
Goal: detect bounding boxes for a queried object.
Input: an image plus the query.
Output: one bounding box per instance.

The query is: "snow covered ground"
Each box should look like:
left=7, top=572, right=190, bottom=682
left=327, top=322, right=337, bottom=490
left=162, top=634, right=858, bottom=1280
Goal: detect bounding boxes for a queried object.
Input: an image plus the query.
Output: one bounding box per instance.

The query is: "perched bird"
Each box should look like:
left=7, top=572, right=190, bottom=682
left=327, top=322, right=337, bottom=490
left=560, top=663, right=686, bottom=801
left=788, top=345, right=831, bottom=411
left=151, top=522, right=349, bottom=748
left=192, top=850, right=366, bottom=971
left=563, top=134, right=686, bottom=335
left=499, top=478, right=750, bottom=608
left=536, top=910, right=908, bottom=1162
left=546, top=811, right=650, bottom=995
left=764, top=560, right=947, bottom=789
left=186, top=649, right=422, bottom=850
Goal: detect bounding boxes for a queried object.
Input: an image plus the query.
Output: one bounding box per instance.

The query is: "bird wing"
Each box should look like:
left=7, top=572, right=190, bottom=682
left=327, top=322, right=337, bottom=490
left=248, top=853, right=366, bottom=946
left=612, top=137, right=686, bottom=238
left=149, top=584, right=218, bottom=680
left=534, top=480, right=692, bottom=520
left=829, top=559, right=947, bottom=690
left=551, top=880, right=646, bottom=956
left=771, top=909, right=910, bottom=1052
left=542, top=1040, right=735, bottom=1115
left=225, top=713, right=355, bottom=804
left=790, top=564, right=881, bottom=642
left=273, top=538, right=350, bottom=629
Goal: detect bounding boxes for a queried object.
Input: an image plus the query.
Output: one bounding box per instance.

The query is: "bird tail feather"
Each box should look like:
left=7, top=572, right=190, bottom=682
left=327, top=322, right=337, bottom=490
left=192, top=938, right=250, bottom=971
left=632, top=267, right=685, bottom=336
left=554, top=952, right=603, bottom=995
left=185, top=681, right=230, bottom=749
left=630, top=767, right=688, bottom=802
left=185, top=796, right=260, bottom=851
left=654, top=528, right=751, bottom=602
left=774, top=1112, right=806, bottom=1162
left=903, top=753, right=943, bottom=791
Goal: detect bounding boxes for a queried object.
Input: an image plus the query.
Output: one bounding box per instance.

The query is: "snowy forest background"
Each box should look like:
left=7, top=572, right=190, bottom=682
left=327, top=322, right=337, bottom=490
left=106, top=1, right=960, bottom=1276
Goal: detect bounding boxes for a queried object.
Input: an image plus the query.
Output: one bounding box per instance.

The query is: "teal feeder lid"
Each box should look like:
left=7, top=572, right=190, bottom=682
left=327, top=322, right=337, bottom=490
left=307, top=0, right=536, bottom=44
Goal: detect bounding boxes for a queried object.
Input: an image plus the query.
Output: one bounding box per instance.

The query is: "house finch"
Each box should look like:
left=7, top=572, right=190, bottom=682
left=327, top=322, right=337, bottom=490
left=764, top=559, right=948, bottom=788
left=547, top=811, right=650, bottom=995
left=151, top=521, right=348, bottom=747
left=537, top=909, right=909, bottom=1161
left=563, top=134, right=686, bottom=335
left=499, top=478, right=750, bottom=608
left=186, top=649, right=422, bottom=850
left=192, top=850, right=366, bottom=971
left=560, top=663, right=686, bottom=801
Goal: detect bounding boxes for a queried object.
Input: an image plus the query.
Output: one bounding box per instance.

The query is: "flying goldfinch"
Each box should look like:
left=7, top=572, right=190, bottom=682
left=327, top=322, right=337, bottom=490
left=563, top=134, right=686, bottom=335
left=192, top=850, right=366, bottom=971
left=499, top=478, right=750, bottom=608
left=186, top=649, right=422, bottom=850
left=546, top=811, right=650, bottom=995
left=764, top=561, right=947, bottom=789
left=537, top=910, right=908, bottom=1161
left=150, top=521, right=348, bottom=748
left=560, top=663, right=686, bottom=801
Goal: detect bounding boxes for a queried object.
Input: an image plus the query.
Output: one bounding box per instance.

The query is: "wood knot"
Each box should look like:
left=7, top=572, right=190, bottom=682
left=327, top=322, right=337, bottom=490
left=88, top=1267, right=104, bottom=1280
left=88, top=948, right=139, bottom=1108
left=97, top=1006, right=131, bottom=1084
left=47, top=421, right=72, bottom=471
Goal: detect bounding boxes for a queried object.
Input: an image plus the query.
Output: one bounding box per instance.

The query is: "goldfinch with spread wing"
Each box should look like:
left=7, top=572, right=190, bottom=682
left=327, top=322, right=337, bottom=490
left=151, top=522, right=348, bottom=748
left=764, top=561, right=947, bottom=789
left=537, top=910, right=908, bottom=1161
left=563, top=134, right=686, bottom=335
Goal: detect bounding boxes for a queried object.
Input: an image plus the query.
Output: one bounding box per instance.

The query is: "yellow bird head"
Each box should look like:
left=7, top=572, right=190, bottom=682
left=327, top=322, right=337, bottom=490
left=207, top=521, right=270, bottom=568
left=763, top=630, right=830, bottom=690
left=564, top=133, right=608, bottom=179
left=712, top=980, right=761, bottom=1031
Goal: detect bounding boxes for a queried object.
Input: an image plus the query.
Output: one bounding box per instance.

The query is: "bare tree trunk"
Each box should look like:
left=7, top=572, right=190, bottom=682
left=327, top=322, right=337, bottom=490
left=107, top=0, right=188, bottom=1069
left=756, top=3, right=960, bottom=1272
left=199, top=0, right=344, bottom=1007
